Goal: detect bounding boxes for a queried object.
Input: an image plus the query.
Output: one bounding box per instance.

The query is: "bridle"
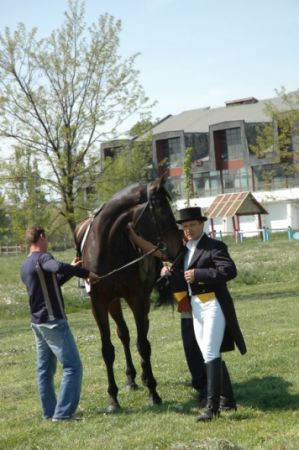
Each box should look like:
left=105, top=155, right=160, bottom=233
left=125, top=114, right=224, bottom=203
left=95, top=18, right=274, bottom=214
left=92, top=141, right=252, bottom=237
left=134, top=185, right=175, bottom=253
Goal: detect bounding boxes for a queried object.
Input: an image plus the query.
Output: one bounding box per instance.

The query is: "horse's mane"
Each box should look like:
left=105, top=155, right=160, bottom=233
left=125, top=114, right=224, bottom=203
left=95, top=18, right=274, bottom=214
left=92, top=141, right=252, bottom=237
left=109, top=182, right=144, bottom=202
left=99, top=182, right=145, bottom=221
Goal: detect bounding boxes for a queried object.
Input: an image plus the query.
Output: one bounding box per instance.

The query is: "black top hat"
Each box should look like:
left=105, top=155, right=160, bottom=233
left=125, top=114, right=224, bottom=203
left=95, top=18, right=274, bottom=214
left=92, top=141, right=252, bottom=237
left=176, top=207, right=207, bottom=224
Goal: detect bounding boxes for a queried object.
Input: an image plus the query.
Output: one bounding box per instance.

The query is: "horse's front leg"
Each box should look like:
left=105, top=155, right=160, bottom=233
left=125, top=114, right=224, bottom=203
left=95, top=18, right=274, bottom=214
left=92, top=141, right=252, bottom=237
left=109, top=299, right=138, bottom=391
left=90, top=296, right=120, bottom=413
left=133, top=299, right=162, bottom=406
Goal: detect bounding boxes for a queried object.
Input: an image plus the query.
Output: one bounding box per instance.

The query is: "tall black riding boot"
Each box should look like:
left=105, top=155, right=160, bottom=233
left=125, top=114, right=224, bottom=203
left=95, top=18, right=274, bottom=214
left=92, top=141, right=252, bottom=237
left=196, top=357, right=221, bottom=422
left=220, top=361, right=237, bottom=411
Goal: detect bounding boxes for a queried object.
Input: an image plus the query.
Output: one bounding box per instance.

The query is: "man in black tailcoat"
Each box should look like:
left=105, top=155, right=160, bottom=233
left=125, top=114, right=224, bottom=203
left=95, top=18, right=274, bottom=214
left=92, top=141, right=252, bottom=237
left=161, top=207, right=247, bottom=421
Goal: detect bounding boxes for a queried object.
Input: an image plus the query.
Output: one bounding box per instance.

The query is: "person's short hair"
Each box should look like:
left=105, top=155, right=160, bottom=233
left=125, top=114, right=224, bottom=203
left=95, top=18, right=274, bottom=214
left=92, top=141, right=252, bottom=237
left=25, top=225, right=46, bottom=245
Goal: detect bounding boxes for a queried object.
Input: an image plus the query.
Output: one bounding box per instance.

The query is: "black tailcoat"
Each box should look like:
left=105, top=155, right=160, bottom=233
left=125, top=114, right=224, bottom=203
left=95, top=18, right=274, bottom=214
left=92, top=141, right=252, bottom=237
left=168, top=234, right=247, bottom=355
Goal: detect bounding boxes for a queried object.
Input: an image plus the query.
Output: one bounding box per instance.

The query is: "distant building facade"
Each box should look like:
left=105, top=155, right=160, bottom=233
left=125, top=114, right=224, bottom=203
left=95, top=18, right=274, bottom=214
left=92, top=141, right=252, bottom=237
left=145, top=94, right=299, bottom=233
left=101, top=93, right=299, bottom=233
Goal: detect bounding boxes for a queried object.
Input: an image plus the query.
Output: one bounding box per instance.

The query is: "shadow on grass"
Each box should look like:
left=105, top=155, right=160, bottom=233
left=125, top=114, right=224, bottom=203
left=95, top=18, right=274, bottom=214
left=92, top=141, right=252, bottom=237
left=234, top=375, right=299, bottom=410
left=92, top=399, right=199, bottom=417
left=91, top=375, right=299, bottom=417
left=88, top=382, right=204, bottom=417
left=235, top=288, right=298, bottom=302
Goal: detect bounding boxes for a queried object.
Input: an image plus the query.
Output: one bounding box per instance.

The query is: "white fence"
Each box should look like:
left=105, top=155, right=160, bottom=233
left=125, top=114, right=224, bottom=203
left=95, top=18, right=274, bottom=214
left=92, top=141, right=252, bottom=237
left=210, top=227, right=299, bottom=243
left=0, top=245, right=26, bottom=255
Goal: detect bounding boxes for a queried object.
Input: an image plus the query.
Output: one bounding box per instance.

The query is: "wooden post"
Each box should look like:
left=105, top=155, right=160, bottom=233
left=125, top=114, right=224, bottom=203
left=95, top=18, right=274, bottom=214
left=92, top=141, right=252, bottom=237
left=236, top=215, right=240, bottom=231
left=232, top=216, right=236, bottom=241
left=210, top=218, right=215, bottom=238
left=257, top=214, right=263, bottom=240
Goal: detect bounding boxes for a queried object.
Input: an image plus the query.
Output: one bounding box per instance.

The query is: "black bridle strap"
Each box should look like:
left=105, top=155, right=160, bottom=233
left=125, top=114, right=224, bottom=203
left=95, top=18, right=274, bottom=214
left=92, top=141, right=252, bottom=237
left=134, top=201, right=149, bottom=228
left=146, top=184, right=164, bottom=246
left=134, top=187, right=176, bottom=249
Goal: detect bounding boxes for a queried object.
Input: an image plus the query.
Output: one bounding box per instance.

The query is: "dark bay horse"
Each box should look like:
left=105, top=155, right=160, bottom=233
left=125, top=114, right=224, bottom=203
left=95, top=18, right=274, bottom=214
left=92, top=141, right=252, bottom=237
left=74, top=177, right=182, bottom=412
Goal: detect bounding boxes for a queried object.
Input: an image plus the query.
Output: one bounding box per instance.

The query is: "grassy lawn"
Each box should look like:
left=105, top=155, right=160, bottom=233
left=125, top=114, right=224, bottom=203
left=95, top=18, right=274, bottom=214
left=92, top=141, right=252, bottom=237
left=0, top=239, right=299, bottom=449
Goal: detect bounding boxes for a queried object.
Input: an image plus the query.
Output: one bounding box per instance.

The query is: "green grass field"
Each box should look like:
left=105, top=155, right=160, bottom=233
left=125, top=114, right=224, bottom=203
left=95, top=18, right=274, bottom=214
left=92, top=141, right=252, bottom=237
left=0, top=239, right=299, bottom=450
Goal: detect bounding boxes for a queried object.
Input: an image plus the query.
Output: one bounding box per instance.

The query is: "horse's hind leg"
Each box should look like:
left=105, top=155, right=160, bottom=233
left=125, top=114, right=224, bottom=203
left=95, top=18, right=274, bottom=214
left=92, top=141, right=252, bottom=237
left=90, top=295, right=120, bottom=413
left=132, top=299, right=162, bottom=406
left=109, top=299, right=138, bottom=391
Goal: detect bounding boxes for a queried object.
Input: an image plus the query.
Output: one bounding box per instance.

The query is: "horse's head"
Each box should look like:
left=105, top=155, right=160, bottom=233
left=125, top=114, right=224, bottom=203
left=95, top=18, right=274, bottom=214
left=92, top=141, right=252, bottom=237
left=133, top=176, right=182, bottom=261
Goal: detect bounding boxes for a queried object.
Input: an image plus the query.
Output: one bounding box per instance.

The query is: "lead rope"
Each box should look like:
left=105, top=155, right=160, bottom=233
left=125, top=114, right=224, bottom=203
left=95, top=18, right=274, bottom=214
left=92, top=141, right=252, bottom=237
left=91, top=244, right=162, bottom=283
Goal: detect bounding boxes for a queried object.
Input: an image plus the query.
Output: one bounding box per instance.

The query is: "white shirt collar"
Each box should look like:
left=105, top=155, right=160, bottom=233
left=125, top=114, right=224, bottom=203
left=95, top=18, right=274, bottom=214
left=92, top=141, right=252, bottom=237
left=186, top=232, right=204, bottom=250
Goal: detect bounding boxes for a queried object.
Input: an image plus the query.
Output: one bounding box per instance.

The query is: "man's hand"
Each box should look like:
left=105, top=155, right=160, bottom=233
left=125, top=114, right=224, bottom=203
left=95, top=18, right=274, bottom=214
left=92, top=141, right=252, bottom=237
left=71, top=257, right=82, bottom=267
left=160, top=264, right=171, bottom=277
left=184, top=269, right=195, bottom=284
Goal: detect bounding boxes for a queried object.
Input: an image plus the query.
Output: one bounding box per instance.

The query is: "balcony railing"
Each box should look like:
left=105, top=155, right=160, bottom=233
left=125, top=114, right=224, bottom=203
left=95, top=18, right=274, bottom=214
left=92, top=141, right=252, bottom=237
left=170, top=167, right=299, bottom=200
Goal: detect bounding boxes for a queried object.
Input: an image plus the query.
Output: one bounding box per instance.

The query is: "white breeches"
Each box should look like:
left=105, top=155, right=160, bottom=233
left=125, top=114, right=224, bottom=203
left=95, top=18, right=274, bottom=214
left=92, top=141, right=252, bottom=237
left=191, top=296, right=226, bottom=363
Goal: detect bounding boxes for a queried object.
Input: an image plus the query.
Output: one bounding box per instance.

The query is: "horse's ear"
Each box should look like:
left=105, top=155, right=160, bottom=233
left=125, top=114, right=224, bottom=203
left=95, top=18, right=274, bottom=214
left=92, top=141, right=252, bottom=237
left=155, top=172, right=172, bottom=200
left=157, top=172, right=168, bottom=189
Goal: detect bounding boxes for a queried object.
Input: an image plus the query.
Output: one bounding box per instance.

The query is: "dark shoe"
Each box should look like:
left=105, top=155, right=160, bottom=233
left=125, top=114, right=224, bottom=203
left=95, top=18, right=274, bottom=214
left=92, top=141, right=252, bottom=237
left=219, top=396, right=237, bottom=411
left=196, top=406, right=220, bottom=422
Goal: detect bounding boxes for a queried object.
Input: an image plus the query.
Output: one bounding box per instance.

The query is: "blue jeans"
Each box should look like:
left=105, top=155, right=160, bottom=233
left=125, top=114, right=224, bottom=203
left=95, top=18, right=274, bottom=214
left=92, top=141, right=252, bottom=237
left=31, top=319, right=83, bottom=420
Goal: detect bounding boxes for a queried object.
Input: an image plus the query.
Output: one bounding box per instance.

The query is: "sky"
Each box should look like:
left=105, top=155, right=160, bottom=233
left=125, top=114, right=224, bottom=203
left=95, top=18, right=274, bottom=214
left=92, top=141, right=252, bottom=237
left=0, top=0, right=299, bottom=131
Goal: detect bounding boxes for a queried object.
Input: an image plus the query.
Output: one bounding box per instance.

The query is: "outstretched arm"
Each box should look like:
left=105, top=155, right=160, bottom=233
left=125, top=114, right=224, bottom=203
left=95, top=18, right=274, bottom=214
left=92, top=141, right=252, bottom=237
left=39, top=253, right=99, bottom=285
left=127, top=222, right=166, bottom=260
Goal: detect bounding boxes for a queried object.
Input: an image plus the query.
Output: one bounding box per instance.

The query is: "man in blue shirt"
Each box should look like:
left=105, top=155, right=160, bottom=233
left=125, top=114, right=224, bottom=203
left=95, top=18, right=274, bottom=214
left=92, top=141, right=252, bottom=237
left=20, top=225, right=98, bottom=421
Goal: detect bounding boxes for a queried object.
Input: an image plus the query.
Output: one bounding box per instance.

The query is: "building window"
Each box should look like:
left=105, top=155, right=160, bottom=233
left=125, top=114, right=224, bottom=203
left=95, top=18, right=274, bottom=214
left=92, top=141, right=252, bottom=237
left=253, top=164, right=299, bottom=190
left=168, top=137, right=182, bottom=168
left=192, top=172, right=222, bottom=197
left=167, top=175, right=184, bottom=199
left=184, top=133, right=209, bottom=160
left=253, top=164, right=284, bottom=190
left=222, top=168, right=252, bottom=193
left=193, top=172, right=211, bottom=196
left=226, top=128, right=243, bottom=160
left=156, top=137, right=182, bottom=168
left=214, top=127, right=243, bottom=166
left=210, top=171, right=222, bottom=195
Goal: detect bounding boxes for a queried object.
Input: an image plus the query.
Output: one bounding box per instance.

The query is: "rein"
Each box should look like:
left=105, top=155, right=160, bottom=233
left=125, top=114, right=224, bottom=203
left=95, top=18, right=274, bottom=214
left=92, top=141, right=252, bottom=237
left=92, top=243, right=163, bottom=282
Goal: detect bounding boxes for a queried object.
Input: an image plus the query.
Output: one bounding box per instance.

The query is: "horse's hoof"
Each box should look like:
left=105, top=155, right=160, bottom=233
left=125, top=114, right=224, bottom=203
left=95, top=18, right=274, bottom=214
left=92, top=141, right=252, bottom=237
left=125, top=382, right=139, bottom=392
left=149, top=393, right=162, bottom=405
left=106, top=403, right=121, bottom=413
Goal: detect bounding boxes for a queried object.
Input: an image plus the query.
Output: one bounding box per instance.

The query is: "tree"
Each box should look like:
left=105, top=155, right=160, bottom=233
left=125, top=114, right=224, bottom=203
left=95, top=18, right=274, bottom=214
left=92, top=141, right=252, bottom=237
left=128, top=117, right=153, bottom=137
left=0, top=0, right=151, bottom=232
left=93, top=136, right=153, bottom=204
left=3, top=148, right=51, bottom=243
left=82, top=117, right=155, bottom=206
left=183, top=146, right=194, bottom=206
left=250, top=88, right=299, bottom=188
left=0, top=192, right=10, bottom=244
